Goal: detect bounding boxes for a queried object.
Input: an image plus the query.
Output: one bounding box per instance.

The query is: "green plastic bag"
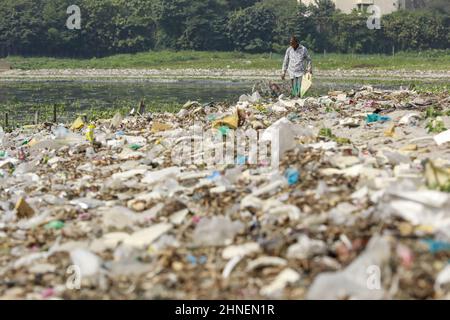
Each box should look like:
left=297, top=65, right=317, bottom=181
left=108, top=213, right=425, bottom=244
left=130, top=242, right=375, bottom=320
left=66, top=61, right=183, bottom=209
left=292, top=77, right=301, bottom=97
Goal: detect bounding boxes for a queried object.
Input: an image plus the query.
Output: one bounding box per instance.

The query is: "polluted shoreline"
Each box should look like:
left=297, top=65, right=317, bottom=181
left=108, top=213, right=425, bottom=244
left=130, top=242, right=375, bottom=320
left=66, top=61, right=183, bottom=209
left=1, top=86, right=450, bottom=299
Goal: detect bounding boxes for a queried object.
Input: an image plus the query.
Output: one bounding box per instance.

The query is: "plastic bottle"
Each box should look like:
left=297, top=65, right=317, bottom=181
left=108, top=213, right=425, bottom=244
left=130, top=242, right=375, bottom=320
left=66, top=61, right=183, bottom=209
left=0, top=126, right=4, bottom=145
left=86, top=124, right=95, bottom=143
left=284, top=168, right=300, bottom=186
left=54, top=125, right=69, bottom=139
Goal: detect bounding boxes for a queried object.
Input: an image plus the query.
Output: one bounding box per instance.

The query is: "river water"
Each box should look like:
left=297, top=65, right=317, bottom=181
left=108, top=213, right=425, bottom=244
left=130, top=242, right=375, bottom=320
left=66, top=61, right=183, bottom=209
left=0, top=80, right=253, bottom=106
left=0, top=79, right=408, bottom=106
left=0, top=79, right=414, bottom=126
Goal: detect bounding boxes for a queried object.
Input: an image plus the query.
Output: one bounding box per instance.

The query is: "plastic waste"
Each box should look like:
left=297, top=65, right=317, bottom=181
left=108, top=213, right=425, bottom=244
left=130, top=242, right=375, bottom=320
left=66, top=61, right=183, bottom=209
left=261, top=117, right=297, bottom=156
left=206, top=171, right=221, bottom=181
left=340, top=118, right=360, bottom=127
left=260, top=268, right=300, bottom=297
left=236, top=155, right=247, bottom=165
left=222, top=242, right=261, bottom=260
left=45, top=220, right=65, bottom=230
left=284, top=168, right=300, bottom=186
left=212, top=112, right=239, bottom=130
left=1, top=87, right=449, bottom=299
left=246, top=256, right=287, bottom=271
left=434, top=129, right=450, bottom=146
left=307, top=235, right=391, bottom=300
left=141, top=167, right=180, bottom=185
left=381, top=189, right=450, bottom=232
left=54, top=125, right=69, bottom=139
left=396, top=243, right=414, bottom=268
left=217, top=125, right=230, bottom=136
left=222, top=256, right=242, bottom=279
left=70, top=116, right=85, bottom=131
left=17, top=148, right=26, bottom=161
left=186, top=254, right=207, bottom=266
left=301, top=73, right=312, bottom=98
left=15, top=197, right=35, bottom=219
left=435, top=264, right=450, bottom=292
left=151, top=122, right=172, bottom=133
left=86, top=124, right=95, bottom=143
left=366, top=114, right=391, bottom=123
left=239, top=91, right=261, bottom=104
left=422, top=239, right=450, bottom=254
left=110, top=112, right=123, bottom=129
left=123, top=223, right=172, bottom=248
left=399, top=113, right=420, bottom=126
left=384, top=124, right=396, bottom=137
left=287, top=235, right=327, bottom=259
left=0, top=126, right=4, bottom=145
left=271, top=101, right=288, bottom=113
left=424, top=160, right=450, bottom=190
left=129, top=143, right=142, bottom=151
left=193, top=216, right=244, bottom=247
left=70, top=248, right=102, bottom=277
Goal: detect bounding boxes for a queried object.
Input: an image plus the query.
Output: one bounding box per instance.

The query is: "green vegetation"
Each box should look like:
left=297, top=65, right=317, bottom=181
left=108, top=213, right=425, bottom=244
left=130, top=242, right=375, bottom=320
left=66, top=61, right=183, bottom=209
left=414, top=83, right=450, bottom=94
left=439, top=183, right=450, bottom=193
left=5, top=50, right=450, bottom=71
left=318, top=127, right=351, bottom=144
left=0, top=0, right=448, bottom=58
left=425, top=106, right=443, bottom=118
left=426, top=118, right=447, bottom=133
left=319, top=127, right=334, bottom=138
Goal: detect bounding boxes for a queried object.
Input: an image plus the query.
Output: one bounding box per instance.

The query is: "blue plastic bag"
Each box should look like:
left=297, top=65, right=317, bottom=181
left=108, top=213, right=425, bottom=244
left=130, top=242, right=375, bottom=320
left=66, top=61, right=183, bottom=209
left=284, top=168, right=300, bottom=186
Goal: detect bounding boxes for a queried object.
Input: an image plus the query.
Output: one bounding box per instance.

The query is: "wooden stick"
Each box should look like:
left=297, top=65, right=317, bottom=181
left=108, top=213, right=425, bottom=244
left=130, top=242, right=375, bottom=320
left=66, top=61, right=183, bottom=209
left=34, top=110, right=40, bottom=125
left=53, top=105, right=57, bottom=123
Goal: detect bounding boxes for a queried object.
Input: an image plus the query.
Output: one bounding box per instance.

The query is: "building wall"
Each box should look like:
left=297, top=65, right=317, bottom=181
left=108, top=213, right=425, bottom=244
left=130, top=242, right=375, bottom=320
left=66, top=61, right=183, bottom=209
left=298, top=0, right=405, bottom=15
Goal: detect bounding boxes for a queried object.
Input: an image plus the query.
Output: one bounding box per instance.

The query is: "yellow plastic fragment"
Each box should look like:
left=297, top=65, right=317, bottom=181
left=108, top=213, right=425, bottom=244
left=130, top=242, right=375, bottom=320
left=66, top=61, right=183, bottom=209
left=415, top=225, right=434, bottom=234
left=400, top=144, right=417, bottom=152
left=27, top=138, right=38, bottom=147
left=70, top=117, right=85, bottom=131
left=151, top=122, right=172, bottom=133
left=384, top=124, right=396, bottom=137
left=254, top=104, right=267, bottom=113
left=212, top=112, right=239, bottom=130
left=424, top=160, right=450, bottom=189
left=86, top=124, right=95, bottom=143
left=15, top=197, right=35, bottom=219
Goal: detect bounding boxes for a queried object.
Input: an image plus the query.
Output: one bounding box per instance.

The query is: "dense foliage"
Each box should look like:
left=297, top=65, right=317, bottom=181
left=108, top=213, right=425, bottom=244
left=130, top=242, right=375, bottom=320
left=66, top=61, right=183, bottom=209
left=0, top=0, right=448, bottom=57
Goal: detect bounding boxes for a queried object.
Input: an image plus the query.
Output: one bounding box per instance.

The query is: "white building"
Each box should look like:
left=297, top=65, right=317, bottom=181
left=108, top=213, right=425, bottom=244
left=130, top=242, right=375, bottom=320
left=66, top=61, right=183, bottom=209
left=299, top=0, right=406, bottom=15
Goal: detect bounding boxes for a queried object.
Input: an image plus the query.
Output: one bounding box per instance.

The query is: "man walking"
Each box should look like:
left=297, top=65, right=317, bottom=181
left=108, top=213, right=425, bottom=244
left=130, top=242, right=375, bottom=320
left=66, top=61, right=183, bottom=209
left=282, top=36, right=312, bottom=97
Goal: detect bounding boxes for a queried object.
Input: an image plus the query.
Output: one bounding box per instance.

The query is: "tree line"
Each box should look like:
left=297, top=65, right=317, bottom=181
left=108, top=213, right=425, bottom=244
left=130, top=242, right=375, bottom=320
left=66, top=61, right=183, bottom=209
left=0, top=0, right=448, bottom=57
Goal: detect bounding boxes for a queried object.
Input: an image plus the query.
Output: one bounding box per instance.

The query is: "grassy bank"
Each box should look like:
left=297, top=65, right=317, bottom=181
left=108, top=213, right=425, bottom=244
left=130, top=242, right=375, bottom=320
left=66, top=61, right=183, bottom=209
left=4, top=50, right=450, bottom=71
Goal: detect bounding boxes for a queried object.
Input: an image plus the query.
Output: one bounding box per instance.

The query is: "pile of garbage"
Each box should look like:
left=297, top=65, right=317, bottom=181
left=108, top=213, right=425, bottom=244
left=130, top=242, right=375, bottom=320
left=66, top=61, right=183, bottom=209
left=1, top=86, right=450, bottom=299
